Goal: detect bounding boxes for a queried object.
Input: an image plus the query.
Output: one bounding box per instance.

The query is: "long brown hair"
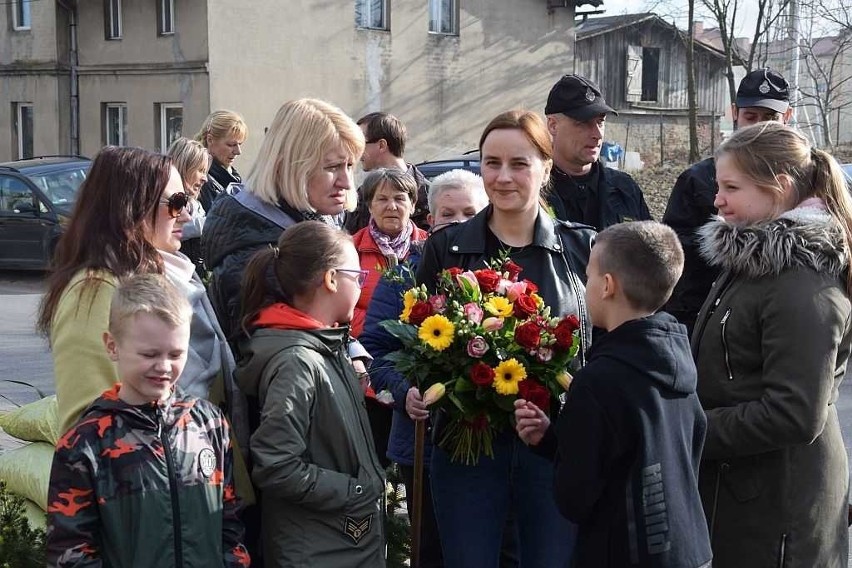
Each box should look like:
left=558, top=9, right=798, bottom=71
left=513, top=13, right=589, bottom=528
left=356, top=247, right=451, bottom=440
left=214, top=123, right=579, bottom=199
left=717, top=121, right=852, bottom=293
left=240, top=221, right=352, bottom=335
left=37, top=146, right=172, bottom=336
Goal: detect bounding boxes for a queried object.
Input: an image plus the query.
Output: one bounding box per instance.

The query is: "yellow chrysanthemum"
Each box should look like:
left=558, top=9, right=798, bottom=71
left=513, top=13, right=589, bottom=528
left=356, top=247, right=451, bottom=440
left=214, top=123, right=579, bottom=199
left=418, top=315, right=456, bottom=351
left=484, top=296, right=513, bottom=317
left=401, top=289, right=417, bottom=323
left=492, top=358, right=527, bottom=395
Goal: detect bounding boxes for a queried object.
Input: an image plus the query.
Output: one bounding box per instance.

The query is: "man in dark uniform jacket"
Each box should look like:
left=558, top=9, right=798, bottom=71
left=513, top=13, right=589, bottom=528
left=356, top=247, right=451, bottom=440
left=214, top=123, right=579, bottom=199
left=544, top=74, right=652, bottom=230
left=663, top=68, right=792, bottom=333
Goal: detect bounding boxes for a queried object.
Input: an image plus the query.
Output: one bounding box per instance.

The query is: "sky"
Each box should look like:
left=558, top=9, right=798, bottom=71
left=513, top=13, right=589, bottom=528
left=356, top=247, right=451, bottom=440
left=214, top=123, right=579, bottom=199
left=594, top=0, right=761, bottom=37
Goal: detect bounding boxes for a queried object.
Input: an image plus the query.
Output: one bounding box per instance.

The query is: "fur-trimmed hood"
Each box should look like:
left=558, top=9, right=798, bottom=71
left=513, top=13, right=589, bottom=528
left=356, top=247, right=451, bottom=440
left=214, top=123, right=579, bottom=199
left=698, top=206, right=848, bottom=278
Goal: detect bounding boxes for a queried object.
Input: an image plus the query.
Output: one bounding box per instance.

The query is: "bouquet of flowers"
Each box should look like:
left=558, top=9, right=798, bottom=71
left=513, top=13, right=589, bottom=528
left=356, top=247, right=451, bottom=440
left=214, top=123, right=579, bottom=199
left=380, top=255, right=581, bottom=465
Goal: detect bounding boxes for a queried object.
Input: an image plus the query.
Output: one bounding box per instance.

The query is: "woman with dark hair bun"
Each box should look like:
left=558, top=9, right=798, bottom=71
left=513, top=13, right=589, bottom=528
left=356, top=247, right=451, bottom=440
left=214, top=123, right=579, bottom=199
left=38, top=146, right=184, bottom=434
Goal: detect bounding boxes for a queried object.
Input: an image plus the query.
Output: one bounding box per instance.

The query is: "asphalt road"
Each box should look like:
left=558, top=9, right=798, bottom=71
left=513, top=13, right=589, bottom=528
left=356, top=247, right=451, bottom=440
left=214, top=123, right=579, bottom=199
left=1, top=270, right=852, bottom=562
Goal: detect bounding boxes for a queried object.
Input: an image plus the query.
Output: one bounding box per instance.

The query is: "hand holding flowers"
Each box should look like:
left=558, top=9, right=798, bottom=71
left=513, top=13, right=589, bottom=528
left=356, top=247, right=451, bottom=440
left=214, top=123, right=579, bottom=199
left=513, top=399, right=551, bottom=446
left=380, top=255, right=581, bottom=464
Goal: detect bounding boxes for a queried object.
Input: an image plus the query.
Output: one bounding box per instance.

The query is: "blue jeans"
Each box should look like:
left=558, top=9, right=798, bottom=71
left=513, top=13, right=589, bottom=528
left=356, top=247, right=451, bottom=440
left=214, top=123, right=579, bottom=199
left=430, top=432, right=577, bottom=568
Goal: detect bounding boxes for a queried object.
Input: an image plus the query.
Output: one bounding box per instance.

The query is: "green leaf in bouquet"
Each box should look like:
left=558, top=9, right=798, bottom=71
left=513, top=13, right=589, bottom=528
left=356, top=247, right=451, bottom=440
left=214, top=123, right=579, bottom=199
left=454, top=377, right=476, bottom=393
left=447, top=391, right=467, bottom=413
left=379, top=319, right=419, bottom=343
left=492, top=392, right=517, bottom=412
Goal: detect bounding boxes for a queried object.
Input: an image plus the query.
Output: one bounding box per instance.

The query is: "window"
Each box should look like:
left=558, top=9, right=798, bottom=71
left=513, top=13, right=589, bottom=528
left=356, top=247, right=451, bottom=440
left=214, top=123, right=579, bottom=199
left=625, top=46, right=660, bottom=103
left=429, top=0, right=458, bottom=35
left=157, top=0, right=174, bottom=35
left=158, top=103, right=183, bottom=152
left=0, top=177, right=36, bottom=215
left=13, top=103, right=33, bottom=160
left=104, top=103, right=127, bottom=146
left=356, top=0, right=388, bottom=30
left=12, top=0, right=31, bottom=30
left=104, top=0, right=122, bottom=39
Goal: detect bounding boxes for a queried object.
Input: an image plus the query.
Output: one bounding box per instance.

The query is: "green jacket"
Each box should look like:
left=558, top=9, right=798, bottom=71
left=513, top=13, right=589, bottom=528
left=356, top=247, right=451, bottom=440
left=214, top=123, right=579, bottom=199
left=692, top=207, right=852, bottom=567
left=238, top=316, right=386, bottom=568
left=46, top=385, right=249, bottom=567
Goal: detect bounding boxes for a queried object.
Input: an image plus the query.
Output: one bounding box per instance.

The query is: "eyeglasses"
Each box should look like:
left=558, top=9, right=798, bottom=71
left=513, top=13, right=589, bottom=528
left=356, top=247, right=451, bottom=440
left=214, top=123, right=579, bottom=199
left=336, top=268, right=369, bottom=288
left=159, top=192, right=189, bottom=218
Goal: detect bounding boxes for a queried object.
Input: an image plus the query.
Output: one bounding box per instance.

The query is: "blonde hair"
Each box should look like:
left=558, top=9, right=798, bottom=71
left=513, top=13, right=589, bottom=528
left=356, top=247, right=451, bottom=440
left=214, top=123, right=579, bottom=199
left=194, top=110, right=247, bottom=147
left=109, top=274, right=192, bottom=338
left=167, top=137, right=209, bottom=190
left=246, top=98, right=365, bottom=209
left=717, top=121, right=852, bottom=293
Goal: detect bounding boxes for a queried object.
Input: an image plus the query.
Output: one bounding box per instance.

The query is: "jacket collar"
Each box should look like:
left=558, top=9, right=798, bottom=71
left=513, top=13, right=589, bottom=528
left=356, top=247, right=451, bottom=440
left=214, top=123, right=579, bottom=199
left=448, top=205, right=564, bottom=255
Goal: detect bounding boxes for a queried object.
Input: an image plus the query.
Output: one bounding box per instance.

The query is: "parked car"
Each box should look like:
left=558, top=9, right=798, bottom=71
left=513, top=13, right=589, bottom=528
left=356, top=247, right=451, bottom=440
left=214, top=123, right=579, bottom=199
left=0, top=156, right=91, bottom=270
left=415, top=150, right=480, bottom=180
left=843, top=163, right=852, bottom=185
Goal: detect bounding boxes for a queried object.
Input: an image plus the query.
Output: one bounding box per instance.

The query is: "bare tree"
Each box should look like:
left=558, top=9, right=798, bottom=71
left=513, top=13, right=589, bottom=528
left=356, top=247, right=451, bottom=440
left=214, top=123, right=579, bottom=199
left=687, top=0, right=701, bottom=162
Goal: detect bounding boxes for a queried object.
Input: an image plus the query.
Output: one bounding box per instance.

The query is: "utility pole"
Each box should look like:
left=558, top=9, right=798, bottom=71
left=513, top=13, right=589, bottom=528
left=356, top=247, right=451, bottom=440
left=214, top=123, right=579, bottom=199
left=788, top=0, right=800, bottom=128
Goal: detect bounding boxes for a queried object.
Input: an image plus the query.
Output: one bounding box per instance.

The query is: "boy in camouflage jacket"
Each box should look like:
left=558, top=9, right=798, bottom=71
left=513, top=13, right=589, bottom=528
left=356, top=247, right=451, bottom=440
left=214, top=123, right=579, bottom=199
left=46, top=274, right=249, bottom=567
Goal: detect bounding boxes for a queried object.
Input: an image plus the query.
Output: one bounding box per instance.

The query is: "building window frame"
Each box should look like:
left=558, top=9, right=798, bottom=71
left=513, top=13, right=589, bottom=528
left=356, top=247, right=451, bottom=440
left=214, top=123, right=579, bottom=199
left=13, top=103, right=34, bottom=160
left=157, top=0, right=175, bottom=35
left=103, top=103, right=128, bottom=146
left=157, top=103, right=183, bottom=152
left=428, top=0, right=458, bottom=35
left=12, top=0, right=32, bottom=31
left=355, top=0, right=389, bottom=31
left=104, top=0, right=122, bottom=40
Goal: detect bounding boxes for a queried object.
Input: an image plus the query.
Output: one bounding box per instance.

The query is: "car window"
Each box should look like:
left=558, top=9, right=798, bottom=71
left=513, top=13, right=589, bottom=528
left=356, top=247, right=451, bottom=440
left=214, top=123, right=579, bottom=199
left=27, top=167, right=88, bottom=206
left=0, top=175, right=37, bottom=215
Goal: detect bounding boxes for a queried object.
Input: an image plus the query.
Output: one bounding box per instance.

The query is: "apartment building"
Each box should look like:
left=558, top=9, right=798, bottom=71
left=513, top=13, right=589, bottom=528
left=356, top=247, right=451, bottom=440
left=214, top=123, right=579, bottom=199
left=0, top=0, right=579, bottom=166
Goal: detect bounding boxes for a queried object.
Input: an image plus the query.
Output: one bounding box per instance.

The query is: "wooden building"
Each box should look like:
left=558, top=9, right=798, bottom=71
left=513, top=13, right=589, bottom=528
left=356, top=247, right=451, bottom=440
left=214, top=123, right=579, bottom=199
left=575, top=13, right=729, bottom=164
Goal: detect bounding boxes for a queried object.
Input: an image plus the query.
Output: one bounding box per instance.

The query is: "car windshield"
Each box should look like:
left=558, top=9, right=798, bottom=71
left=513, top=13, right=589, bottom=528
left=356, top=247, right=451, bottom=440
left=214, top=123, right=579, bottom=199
left=26, top=167, right=89, bottom=206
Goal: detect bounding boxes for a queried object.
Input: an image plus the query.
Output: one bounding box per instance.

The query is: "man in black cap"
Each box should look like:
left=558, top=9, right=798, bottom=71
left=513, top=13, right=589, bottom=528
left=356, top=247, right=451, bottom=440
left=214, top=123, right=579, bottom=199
left=545, top=74, right=652, bottom=229
left=662, top=67, right=792, bottom=333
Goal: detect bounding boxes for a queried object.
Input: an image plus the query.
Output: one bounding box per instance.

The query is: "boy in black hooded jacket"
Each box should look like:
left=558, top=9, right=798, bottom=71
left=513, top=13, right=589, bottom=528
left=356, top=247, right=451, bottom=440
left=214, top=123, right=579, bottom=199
left=515, top=221, right=711, bottom=568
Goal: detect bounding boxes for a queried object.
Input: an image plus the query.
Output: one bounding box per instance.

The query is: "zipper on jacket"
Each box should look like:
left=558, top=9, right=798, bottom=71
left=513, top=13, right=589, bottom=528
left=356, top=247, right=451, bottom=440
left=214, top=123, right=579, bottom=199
left=720, top=308, right=734, bottom=380
left=157, top=406, right=184, bottom=566
left=777, top=533, right=788, bottom=568
left=709, top=462, right=729, bottom=544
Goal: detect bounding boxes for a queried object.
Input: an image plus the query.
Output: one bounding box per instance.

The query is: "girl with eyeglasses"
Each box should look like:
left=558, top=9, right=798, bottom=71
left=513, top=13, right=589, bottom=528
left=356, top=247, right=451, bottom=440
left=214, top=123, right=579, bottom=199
left=237, top=221, right=385, bottom=567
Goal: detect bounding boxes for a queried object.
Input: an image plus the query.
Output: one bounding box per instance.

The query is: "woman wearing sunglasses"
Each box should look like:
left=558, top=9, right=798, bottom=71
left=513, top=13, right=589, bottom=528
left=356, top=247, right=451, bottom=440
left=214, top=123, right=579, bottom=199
left=38, top=146, right=185, bottom=435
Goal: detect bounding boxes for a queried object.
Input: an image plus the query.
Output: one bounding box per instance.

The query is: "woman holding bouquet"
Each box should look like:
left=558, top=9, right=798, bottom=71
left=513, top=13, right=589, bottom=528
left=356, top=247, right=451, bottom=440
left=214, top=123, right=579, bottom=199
left=692, top=122, right=852, bottom=566
left=413, top=109, right=595, bottom=567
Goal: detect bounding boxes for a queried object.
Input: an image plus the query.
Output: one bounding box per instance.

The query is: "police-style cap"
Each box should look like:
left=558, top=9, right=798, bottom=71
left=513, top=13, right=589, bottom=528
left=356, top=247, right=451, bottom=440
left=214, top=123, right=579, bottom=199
left=736, top=68, right=790, bottom=113
left=545, top=74, right=617, bottom=121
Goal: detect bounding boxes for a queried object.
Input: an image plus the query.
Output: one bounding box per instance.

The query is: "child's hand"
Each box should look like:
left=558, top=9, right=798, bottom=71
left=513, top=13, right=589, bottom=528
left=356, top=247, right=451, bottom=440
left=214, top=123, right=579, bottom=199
left=406, top=387, right=429, bottom=422
left=514, top=399, right=550, bottom=446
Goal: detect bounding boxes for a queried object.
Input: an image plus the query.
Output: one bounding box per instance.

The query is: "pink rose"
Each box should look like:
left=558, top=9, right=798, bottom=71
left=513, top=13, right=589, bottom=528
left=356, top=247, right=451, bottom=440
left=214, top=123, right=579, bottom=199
left=506, top=281, right=528, bottom=302
left=456, top=271, right=480, bottom=294
left=463, top=302, right=484, bottom=324
left=429, top=294, right=447, bottom=313
left=482, top=317, right=504, bottom=332
left=467, top=336, right=490, bottom=358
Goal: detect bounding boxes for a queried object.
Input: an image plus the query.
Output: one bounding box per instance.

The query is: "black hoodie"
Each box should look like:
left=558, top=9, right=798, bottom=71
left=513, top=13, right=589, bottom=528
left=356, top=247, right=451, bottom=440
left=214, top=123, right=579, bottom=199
left=553, top=312, right=711, bottom=568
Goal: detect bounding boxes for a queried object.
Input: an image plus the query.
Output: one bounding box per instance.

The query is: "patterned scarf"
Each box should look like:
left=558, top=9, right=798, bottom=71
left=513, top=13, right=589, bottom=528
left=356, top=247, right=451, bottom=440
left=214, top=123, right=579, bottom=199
left=368, top=217, right=413, bottom=265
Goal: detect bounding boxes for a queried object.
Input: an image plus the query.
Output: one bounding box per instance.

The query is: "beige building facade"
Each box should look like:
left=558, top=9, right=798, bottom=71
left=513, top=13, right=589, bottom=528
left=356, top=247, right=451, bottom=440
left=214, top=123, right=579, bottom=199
left=2, top=0, right=576, bottom=167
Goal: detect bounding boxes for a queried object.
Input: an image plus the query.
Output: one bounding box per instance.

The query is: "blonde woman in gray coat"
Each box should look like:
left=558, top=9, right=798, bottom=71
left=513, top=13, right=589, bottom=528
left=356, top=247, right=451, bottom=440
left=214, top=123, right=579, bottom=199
left=692, top=122, right=852, bottom=567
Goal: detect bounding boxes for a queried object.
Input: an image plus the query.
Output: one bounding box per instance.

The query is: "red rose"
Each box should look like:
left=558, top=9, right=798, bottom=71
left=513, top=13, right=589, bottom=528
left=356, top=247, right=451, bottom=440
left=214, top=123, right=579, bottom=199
left=565, top=314, right=580, bottom=331
left=409, top=301, right=434, bottom=325
left=446, top=267, right=463, bottom=278
left=518, top=378, right=551, bottom=413
left=514, top=321, right=542, bottom=350
left=503, top=260, right=523, bottom=281
left=513, top=294, right=538, bottom=318
left=523, top=279, right=539, bottom=294
left=470, top=362, right=496, bottom=387
left=553, top=318, right=576, bottom=350
left=474, top=269, right=501, bottom=292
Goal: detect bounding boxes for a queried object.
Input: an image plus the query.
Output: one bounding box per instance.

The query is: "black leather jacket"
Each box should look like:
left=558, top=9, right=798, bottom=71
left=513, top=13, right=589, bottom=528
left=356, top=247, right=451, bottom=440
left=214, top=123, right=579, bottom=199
left=416, top=205, right=595, bottom=366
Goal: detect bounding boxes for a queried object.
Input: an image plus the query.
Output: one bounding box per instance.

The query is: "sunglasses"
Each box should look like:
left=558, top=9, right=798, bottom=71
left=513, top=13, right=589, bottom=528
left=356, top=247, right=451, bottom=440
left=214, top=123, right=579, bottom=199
left=159, top=192, right=189, bottom=218
left=336, top=268, right=369, bottom=288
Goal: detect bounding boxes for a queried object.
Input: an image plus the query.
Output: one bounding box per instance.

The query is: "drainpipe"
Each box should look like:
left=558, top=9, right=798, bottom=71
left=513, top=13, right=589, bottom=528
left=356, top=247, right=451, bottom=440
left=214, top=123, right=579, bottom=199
left=56, top=0, right=79, bottom=155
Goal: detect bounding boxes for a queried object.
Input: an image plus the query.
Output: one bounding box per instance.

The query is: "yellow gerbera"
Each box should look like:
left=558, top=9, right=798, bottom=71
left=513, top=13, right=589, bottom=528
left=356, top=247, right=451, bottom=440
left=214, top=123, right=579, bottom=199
left=401, top=289, right=416, bottom=323
left=492, top=358, right=527, bottom=395
left=419, top=315, right=456, bottom=351
left=484, top=296, right=513, bottom=317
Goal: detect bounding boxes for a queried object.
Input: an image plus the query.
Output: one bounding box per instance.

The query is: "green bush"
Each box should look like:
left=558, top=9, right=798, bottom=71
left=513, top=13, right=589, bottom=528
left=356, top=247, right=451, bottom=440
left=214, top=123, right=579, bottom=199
left=0, top=481, right=46, bottom=568
left=385, top=464, right=411, bottom=567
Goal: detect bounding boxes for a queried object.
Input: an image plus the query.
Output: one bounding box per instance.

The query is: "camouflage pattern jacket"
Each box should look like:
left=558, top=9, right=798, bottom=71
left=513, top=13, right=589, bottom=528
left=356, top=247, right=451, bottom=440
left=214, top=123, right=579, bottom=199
left=46, top=385, right=250, bottom=567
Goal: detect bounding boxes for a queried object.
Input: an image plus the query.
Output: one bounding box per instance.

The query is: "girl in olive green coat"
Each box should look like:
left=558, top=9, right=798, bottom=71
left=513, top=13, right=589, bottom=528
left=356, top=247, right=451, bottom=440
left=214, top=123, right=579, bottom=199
left=692, top=122, right=852, bottom=567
